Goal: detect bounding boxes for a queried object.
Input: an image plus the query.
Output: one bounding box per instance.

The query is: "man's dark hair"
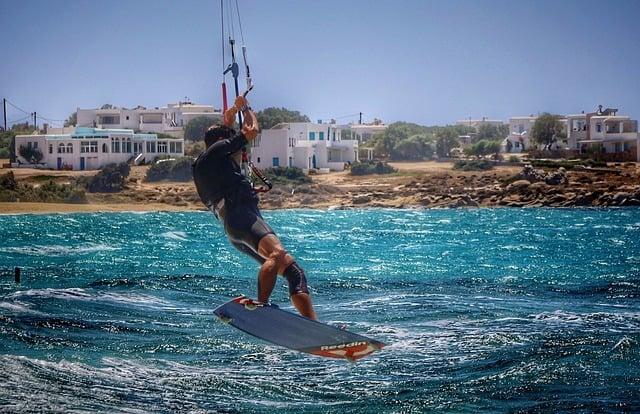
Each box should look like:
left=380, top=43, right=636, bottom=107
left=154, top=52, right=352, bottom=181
left=205, top=125, right=235, bottom=148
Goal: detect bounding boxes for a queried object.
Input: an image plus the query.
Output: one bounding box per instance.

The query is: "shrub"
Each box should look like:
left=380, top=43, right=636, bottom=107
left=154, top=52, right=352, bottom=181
left=146, top=157, right=193, bottom=182
left=0, top=179, right=86, bottom=203
left=263, top=167, right=311, bottom=184
left=350, top=161, right=397, bottom=176
left=529, top=159, right=606, bottom=170
left=0, top=171, right=17, bottom=190
left=453, top=159, right=494, bottom=171
left=508, top=155, right=520, bottom=163
left=83, top=162, right=131, bottom=192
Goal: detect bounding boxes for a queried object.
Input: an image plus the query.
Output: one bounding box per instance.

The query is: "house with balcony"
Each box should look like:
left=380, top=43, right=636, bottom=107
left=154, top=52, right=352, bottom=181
left=76, top=100, right=222, bottom=139
left=249, top=122, right=358, bottom=172
left=14, top=127, right=184, bottom=170
left=566, top=106, right=639, bottom=161
left=349, top=122, right=387, bottom=143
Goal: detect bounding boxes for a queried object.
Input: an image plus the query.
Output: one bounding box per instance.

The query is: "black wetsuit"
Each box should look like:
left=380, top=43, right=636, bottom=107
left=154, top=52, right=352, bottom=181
left=193, top=132, right=274, bottom=264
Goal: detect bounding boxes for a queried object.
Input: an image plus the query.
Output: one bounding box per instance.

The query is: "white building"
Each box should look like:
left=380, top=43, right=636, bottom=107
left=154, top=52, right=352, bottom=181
left=249, top=122, right=358, bottom=172
left=14, top=127, right=184, bottom=170
left=76, top=101, right=222, bottom=139
left=349, top=123, right=387, bottom=142
left=566, top=107, right=638, bottom=160
left=501, top=116, right=537, bottom=153
left=501, top=115, right=570, bottom=153
left=456, top=117, right=504, bottom=131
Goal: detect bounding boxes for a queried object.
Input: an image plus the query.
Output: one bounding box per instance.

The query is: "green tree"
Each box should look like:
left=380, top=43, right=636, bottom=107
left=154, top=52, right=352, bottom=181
left=391, top=134, right=434, bottom=160
left=464, top=139, right=502, bottom=157
left=341, top=129, right=352, bottom=140
left=435, top=130, right=459, bottom=158
left=64, top=112, right=77, bottom=127
left=184, top=116, right=218, bottom=141
left=18, top=145, right=43, bottom=163
left=185, top=141, right=206, bottom=157
left=531, top=113, right=566, bottom=150
left=256, top=107, right=310, bottom=130
left=476, top=123, right=508, bottom=142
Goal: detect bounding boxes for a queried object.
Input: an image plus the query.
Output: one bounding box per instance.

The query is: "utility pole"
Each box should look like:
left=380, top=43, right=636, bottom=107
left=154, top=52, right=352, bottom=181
left=359, top=112, right=362, bottom=125
left=2, top=98, right=6, bottom=131
left=32, top=112, right=37, bottom=131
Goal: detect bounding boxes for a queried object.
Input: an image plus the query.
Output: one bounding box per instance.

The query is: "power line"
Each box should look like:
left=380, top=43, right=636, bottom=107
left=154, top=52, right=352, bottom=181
left=7, top=115, right=31, bottom=124
left=5, top=99, right=31, bottom=115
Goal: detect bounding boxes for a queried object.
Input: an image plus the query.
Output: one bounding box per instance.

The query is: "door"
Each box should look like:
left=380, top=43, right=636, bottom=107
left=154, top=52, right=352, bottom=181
left=80, top=157, right=85, bottom=170
left=312, top=154, right=317, bottom=169
left=57, top=157, right=62, bottom=170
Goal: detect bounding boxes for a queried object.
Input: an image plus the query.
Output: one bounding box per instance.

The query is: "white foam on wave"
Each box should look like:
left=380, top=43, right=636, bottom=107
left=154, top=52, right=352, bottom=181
left=8, top=288, right=175, bottom=310
left=0, top=300, right=44, bottom=315
left=0, top=243, right=119, bottom=256
left=161, top=231, right=189, bottom=241
left=528, top=309, right=640, bottom=328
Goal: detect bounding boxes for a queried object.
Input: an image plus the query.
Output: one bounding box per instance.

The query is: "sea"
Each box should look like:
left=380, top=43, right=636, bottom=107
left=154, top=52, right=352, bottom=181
left=0, top=208, right=638, bottom=413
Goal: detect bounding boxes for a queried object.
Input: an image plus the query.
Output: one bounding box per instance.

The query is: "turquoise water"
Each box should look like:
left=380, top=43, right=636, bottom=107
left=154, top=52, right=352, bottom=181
left=0, top=208, right=639, bottom=413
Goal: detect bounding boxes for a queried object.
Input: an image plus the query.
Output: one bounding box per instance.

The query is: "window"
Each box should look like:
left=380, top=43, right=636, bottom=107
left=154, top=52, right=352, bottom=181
left=272, top=157, right=280, bottom=167
left=102, top=143, right=108, bottom=153
left=124, top=138, right=131, bottom=153
left=48, top=144, right=53, bottom=154
left=170, top=142, right=176, bottom=153
left=596, top=123, right=602, bottom=133
left=146, top=141, right=156, bottom=153
left=158, top=142, right=167, bottom=153
left=319, top=132, right=324, bottom=140
left=332, top=132, right=336, bottom=141
left=67, top=143, right=73, bottom=153
left=257, top=157, right=261, bottom=163
left=111, top=138, right=121, bottom=153
left=309, top=132, right=315, bottom=140
left=89, top=141, right=98, bottom=153
left=57, top=143, right=64, bottom=153
left=176, top=142, right=182, bottom=153
left=126, top=116, right=129, bottom=120
left=289, top=156, right=293, bottom=167
left=81, top=141, right=89, bottom=153
left=33, top=142, right=38, bottom=149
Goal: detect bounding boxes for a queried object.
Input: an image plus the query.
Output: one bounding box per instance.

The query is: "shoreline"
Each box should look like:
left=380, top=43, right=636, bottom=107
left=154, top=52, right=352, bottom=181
left=1, top=161, right=639, bottom=214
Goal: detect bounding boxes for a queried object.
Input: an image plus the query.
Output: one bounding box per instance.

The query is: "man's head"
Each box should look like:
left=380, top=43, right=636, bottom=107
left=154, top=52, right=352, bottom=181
left=205, top=125, right=235, bottom=148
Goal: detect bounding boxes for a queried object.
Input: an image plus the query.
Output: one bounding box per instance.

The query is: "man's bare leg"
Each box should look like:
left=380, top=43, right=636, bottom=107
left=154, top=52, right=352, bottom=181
left=257, top=234, right=317, bottom=320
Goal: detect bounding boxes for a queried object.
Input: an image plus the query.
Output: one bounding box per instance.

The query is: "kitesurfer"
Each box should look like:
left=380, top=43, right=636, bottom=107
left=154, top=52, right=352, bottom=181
left=193, top=95, right=317, bottom=320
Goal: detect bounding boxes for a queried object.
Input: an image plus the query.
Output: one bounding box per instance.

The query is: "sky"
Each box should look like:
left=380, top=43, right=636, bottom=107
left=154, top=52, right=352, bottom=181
left=1, top=0, right=640, bottom=128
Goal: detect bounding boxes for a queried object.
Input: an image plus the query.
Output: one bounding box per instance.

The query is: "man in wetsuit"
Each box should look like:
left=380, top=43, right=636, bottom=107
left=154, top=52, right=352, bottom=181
left=193, top=96, right=317, bottom=320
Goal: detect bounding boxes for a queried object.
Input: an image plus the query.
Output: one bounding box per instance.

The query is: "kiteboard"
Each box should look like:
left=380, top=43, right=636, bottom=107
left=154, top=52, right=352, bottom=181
left=214, top=296, right=385, bottom=361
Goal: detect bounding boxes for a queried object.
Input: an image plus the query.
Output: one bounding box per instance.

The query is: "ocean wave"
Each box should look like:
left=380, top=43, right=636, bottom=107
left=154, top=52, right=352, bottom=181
left=161, top=231, right=189, bottom=241
left=0, top=243, right=119, bottom=256
left=7, top=288, right=174, bottom=310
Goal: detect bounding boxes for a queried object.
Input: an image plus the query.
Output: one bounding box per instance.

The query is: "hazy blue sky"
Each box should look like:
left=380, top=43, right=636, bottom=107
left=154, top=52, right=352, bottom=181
left=1, top=0, right=639, bottom=127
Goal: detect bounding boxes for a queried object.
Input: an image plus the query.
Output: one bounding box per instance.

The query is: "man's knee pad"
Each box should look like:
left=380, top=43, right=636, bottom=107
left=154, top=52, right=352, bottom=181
left=282, top=261, right=309, bottom=296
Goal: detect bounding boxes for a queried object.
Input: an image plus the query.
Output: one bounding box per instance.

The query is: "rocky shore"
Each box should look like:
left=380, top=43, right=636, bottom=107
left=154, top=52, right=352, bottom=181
left=258, top=162, right=640, bottom=209
left=1, top=162, right=639, bottom=214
